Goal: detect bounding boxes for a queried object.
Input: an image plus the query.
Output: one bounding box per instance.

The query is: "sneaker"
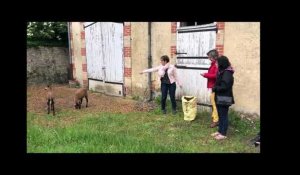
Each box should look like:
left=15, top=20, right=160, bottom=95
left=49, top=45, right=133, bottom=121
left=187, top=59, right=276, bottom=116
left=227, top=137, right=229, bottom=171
left=254, top=136, right=260, bottom=147
left=250, top=135, right=260, bottom=144
left=162, top=109, right=166, bottom=114
left=215, top=134, right=227, bottom=140
left=211, top=132, right=220, bottom=137
left=210, top=122, right=219, bottom=128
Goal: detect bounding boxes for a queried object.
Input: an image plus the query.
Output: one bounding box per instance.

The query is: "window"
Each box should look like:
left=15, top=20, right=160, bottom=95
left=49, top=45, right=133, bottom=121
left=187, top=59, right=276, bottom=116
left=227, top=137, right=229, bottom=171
left=180, top=22, right=214, bottom=27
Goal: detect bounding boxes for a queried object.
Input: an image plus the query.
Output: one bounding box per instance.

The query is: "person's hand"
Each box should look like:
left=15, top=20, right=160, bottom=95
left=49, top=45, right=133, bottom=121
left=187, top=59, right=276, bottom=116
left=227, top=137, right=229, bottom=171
left=139, top=72, right=143, bottom=74
left=200, top=73, right=205, bottom=77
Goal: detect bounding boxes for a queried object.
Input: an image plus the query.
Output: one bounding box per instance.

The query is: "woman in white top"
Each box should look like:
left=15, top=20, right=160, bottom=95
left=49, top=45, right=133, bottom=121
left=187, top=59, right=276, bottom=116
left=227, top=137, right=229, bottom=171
left=140, top=55, right=182, bottom=115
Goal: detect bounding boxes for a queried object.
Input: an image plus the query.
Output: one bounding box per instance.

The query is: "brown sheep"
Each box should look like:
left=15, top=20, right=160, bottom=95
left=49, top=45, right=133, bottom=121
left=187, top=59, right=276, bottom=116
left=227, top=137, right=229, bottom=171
left=74, top=88, right=88, bottom=109
left=45, top=85, right=55, bottom=115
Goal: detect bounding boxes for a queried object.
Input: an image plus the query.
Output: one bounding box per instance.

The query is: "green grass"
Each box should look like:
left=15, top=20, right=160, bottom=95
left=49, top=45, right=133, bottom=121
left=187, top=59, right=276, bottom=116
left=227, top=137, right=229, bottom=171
left=27, top=100, right=260, bottom=153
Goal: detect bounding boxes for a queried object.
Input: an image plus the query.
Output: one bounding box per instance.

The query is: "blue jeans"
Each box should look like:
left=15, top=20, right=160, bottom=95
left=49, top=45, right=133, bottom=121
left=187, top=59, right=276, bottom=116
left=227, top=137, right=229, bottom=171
left=161, top=83, right=176, bottom=111
left=217, top=105, right=229, bottom=136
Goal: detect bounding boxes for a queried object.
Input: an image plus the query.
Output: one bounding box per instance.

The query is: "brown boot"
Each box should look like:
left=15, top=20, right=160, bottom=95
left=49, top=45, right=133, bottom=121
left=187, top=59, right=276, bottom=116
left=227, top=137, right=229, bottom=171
left=210, top=122, right=219, bottom=128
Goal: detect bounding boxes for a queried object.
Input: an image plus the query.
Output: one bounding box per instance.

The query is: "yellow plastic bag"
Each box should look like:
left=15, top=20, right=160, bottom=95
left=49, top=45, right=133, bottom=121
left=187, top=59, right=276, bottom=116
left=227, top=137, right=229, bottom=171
left=182, top=96, right=197, bottom=121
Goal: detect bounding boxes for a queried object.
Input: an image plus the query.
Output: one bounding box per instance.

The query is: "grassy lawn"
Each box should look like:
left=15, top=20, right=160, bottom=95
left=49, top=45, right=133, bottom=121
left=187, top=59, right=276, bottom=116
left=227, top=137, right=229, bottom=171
left=27, top=101, right=260, bottom=153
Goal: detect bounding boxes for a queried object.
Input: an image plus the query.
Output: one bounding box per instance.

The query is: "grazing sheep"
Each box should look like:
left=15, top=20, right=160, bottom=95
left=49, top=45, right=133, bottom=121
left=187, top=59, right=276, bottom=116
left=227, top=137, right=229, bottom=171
left=45, top=85, right=55, bottom=115
left=74, top=88, right=88, bottom=109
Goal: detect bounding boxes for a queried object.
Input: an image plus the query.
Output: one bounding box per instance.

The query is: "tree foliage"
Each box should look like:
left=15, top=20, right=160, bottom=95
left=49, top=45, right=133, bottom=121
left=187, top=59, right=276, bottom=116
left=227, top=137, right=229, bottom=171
left=27, top=22, right=68, bottom=47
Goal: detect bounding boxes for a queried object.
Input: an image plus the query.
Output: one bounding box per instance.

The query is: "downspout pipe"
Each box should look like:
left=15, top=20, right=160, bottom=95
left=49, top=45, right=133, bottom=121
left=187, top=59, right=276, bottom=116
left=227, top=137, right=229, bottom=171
left=67, top=22, right=73, bottom=80
left=148, top=22, right=152, bottom=101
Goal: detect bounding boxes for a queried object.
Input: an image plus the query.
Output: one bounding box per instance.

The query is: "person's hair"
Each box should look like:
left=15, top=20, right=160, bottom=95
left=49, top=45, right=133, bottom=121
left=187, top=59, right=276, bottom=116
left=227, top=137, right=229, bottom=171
left=160, top=55, right=170, bottom=63
left=207, top=49, right=219, bottom=59
left=217, top=56, right=231, bottom=71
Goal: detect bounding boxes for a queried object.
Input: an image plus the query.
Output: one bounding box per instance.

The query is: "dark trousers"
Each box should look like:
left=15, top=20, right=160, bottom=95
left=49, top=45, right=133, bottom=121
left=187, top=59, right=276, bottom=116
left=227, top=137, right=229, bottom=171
left=217, top=105, right=229, bottom=136
left=161, top=82, right=176, bottom=111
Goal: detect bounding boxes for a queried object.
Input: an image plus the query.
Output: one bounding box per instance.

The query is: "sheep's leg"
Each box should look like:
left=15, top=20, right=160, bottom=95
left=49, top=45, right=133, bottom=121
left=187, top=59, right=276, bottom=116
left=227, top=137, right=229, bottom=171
left=85, top=95, right=88, bottom=108
left=52, top=99, right=55, bottom=115
left=79, top=98, right=82, bottom=109
left=47, top=100, right=50, bottom=114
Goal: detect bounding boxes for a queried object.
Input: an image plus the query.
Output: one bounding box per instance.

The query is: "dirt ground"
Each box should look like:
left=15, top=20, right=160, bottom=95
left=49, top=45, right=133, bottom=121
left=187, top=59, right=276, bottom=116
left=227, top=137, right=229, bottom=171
left=27, top=84, right=157, bottom=115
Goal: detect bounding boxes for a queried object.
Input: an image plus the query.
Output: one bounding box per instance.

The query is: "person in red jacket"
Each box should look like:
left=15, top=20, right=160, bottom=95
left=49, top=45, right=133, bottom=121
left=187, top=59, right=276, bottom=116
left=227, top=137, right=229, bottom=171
left=201, top=49, right=219, bottom=128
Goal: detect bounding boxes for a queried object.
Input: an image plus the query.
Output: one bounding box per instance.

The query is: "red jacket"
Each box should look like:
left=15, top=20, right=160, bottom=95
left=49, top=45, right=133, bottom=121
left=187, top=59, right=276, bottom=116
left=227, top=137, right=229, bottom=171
left=203, top=60, right=218, bottom=88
